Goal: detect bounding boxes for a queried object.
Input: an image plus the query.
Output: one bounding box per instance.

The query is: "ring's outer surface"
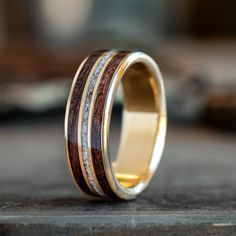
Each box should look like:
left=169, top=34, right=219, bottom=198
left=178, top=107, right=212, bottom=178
left=65, top=50, right=167, bottom=200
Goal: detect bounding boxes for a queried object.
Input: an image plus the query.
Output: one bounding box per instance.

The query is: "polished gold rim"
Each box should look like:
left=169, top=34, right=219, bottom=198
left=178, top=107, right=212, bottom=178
left=65, top=49, right=167, bottom=200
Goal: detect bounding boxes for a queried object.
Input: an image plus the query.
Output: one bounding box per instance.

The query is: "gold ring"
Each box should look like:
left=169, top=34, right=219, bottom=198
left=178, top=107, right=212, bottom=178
left=65, top=49, right=167, bottom=200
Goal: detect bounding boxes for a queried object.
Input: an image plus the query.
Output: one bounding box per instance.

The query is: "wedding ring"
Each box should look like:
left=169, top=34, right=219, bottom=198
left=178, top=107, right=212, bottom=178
left=65, top=49, right=167, bottom=199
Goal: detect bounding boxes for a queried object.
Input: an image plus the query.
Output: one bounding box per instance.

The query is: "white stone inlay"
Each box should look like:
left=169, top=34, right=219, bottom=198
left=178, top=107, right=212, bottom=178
left=81, top=51, right=114, bottom=195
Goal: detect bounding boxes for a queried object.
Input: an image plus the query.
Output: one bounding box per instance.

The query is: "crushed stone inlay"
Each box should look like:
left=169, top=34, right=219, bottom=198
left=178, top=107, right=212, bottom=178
left=80, top=51, right=114, bottom=195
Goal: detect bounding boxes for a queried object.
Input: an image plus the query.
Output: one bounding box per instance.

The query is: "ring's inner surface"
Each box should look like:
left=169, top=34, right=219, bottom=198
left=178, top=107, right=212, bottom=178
left=110, top=62, right=159, bottom=189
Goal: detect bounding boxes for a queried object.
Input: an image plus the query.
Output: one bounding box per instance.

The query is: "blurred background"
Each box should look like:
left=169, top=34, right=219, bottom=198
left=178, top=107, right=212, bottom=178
left=0, top=0, right=236, bottom=198
left=0, top=0, right=235, bottom=128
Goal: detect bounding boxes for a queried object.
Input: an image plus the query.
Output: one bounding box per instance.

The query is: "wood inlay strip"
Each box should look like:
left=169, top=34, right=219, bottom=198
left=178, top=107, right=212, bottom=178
left=80, top=50, right=115, bottom=196
left=67, top=50, right=106, bottom=195
left=91, top=51, right=130, bottom=198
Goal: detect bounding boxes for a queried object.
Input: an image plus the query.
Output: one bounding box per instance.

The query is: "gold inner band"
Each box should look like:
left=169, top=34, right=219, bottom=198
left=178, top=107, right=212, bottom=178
left=111, top=62, right=160, bottom=188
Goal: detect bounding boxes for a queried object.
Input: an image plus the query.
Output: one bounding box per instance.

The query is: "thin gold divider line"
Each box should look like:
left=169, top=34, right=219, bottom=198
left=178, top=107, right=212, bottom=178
left=78, top=51, right=117, bottom=196
left=86, top=50, right=118, bottom=196
left=78, top=52, right=106, bottom=196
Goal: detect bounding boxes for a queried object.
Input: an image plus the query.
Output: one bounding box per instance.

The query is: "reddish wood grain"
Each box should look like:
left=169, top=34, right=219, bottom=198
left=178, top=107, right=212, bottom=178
left=67, top=50, right=106, bottom=196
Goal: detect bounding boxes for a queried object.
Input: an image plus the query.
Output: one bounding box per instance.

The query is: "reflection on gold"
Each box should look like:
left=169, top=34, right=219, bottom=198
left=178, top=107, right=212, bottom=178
left=116, top=172, right=143, bottom=188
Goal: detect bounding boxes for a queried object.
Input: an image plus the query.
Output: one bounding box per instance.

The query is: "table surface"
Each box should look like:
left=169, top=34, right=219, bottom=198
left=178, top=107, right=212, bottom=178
left=0, top=115, right=236, bottom=235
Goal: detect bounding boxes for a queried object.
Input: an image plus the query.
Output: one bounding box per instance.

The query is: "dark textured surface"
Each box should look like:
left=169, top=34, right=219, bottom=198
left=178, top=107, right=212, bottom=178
left=0, top=116, right=236, bottom=235
left=67, top=50, right=105, bottom=195
left=91, top=51, right=129, bottom=198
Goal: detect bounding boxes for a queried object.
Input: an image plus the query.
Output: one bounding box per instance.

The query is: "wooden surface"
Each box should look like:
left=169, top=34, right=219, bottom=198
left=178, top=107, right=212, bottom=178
left=0, top=115, right=236, bottom=235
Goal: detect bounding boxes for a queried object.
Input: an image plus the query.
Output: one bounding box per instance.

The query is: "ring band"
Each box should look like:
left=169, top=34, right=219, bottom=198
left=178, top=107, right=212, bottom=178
left=65, top=49, right=167, bottom=200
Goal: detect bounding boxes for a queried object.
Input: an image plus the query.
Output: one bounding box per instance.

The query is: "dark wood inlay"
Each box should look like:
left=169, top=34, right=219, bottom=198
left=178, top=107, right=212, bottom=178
left=91, top=51, right=130, bottom=198
left=67, top=50, right=106, bottom=196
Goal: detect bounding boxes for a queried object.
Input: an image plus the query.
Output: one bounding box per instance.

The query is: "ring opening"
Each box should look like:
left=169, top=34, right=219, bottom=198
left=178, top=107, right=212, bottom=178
left=109, top=62, right=159, bottom=189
